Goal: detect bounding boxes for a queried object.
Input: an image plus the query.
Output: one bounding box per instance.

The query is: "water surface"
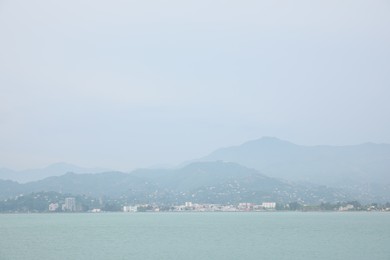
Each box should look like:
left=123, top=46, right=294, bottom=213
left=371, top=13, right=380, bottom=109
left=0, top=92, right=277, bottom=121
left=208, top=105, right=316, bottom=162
left=1, top=212, right=389, bottom=259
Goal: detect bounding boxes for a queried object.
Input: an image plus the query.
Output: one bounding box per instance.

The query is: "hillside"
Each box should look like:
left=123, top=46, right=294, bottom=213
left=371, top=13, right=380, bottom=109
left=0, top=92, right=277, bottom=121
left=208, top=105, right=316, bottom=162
left=199, top=137, right=390, bottom=186
left=0, top=161, right=351, bottom=204
left=0, top=162, right=110, bottom=183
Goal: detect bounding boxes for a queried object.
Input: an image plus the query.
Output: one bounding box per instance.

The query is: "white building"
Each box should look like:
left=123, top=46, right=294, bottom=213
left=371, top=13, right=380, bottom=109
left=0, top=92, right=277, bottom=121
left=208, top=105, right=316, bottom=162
left=339, top=204, right=354, bottom=211
left=63, top=197, right=76, bottom=211
left=261, top=202, right=276, bottom=209
left=123, top=206, right=138, bottom=212
left=48, top=203, right=59, bottom=211
left=238, top=203, right=253, bottom=211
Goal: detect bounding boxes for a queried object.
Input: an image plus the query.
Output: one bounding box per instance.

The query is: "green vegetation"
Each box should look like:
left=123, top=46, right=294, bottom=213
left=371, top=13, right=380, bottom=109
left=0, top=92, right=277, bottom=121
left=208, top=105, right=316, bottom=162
left=0, top=192, right=106, bottom=213
left=0, top=191, right=389, bottom=213
left=0, top=161, right=353, bottom=205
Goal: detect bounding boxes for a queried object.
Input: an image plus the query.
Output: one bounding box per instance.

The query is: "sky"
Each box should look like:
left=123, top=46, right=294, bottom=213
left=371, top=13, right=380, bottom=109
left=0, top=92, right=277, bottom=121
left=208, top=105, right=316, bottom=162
left=0, top=0, right=389, bottom=171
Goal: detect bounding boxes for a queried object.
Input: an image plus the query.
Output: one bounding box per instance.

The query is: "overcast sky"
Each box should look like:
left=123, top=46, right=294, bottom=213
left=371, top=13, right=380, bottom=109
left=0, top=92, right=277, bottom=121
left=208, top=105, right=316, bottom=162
left=0, top=0, right=389, bottom=171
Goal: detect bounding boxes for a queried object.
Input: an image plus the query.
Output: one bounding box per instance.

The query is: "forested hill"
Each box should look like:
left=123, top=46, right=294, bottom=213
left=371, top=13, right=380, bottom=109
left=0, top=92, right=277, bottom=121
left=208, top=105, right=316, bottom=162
left=0, top=161, right=353, bottom=204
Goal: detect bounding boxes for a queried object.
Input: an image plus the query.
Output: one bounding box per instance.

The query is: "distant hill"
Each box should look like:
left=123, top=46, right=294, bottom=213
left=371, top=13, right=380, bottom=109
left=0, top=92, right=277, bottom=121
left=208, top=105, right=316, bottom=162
left=0, top=179, right=24, bottom=198
left=198, top=137, right=390, bottom=186
left=0, top=162, right=111, bottom=183
left=2, top=138, right=389, bottom=204
left=0, top=161, right=352, bottom=204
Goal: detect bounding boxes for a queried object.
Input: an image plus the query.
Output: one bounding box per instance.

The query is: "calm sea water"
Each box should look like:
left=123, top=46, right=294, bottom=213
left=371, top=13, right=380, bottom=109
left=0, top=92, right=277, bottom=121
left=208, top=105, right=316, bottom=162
left=1, top=212, right=389, bottom=260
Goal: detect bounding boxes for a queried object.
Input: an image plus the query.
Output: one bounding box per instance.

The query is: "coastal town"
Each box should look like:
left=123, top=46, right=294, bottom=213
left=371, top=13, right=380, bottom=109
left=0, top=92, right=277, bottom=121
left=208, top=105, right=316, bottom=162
left=49, top=198, right=390, bottom=213
left=122, top=202, right=277, bottom=212
left=2, top=191, right=390, bottom=213
left=121, top=201, right=390, bottom=213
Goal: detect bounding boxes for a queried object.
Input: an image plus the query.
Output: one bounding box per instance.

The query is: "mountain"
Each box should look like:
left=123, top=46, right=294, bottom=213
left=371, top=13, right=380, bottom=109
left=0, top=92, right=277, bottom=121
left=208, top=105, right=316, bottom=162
left=0, top=161, right=351, bottom=204
left=2, top=138, right=389, bottom=204
left=0, top=162, right=111, bottom=183
left=0, top=179, right=24, bottom=198
left=198, top=137, right=390, bottom=187
left=0, top=168, right=15, bottom=182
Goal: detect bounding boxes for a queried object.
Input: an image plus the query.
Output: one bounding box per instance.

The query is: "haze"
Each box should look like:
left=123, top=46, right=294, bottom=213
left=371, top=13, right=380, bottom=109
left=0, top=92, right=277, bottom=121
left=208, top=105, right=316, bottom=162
left=0, top=0, right=389, bottom=171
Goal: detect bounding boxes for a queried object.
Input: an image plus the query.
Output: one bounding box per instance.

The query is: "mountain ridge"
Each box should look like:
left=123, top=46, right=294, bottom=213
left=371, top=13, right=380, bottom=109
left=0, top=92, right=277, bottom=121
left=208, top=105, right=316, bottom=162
left=0, top=161, right=353, bottom=204
left=198, top=137, right=390, bottom=186
left=0, top=162, right=111, bottom=183
left=1, top=137, right=390, bottom=203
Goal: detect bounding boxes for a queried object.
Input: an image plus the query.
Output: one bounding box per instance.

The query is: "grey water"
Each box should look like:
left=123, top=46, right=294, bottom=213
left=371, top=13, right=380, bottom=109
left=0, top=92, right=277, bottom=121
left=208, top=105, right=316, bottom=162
left=1, top=212, right=389, bottom=260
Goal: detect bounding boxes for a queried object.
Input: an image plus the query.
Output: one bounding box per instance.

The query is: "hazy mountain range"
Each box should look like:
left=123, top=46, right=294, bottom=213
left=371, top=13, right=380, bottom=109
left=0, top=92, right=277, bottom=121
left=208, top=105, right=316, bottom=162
left=1, top=137, right=389, bottom=203
left=0, top=161, right=351, bottom=204
left=198, top=137, right=390, bottom=186
left=0, top=162, right=110, bottom=183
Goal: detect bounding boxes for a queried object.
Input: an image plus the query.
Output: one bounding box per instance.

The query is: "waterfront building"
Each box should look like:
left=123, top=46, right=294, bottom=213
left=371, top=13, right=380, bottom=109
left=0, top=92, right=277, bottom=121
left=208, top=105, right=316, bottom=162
left=48, top=203, right=59, bottom=211
left=261, top=202, right=276, bottom=209
left=123, top=206, right=138, bottom=212
left=63, top=197, right=76, bottom=211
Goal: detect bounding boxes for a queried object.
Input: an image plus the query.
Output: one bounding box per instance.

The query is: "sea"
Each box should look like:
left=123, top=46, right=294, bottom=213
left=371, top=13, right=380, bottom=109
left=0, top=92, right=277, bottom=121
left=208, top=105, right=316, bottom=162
left=1, top=212, right=389, bottom=260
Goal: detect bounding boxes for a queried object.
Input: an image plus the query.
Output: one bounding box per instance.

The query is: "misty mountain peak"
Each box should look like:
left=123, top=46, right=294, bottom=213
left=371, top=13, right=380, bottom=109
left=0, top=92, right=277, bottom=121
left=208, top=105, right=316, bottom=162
left=200, top=137, right=390, bottom=186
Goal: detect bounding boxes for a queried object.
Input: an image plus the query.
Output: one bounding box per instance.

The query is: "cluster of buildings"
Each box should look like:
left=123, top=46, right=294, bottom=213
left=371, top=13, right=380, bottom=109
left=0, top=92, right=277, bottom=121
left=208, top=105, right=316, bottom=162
left=123, top=202, right=277, bottom=213
left=48, top=197, right=77, bottom=212
left=338, top=204, right=355, bottom=211
left=45, top=199, right=390, bottom=213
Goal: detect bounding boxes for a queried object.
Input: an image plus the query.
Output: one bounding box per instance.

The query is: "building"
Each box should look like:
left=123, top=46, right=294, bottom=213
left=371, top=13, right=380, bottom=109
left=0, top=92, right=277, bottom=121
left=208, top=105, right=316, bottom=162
left=339, top=204, right=354, bottom=211
left=238, top=203, right=253, bottom=211
left=48, top=203, right=59, bottom=212
left=63, top=197, right=76, bottom=211
left=261, top=202, right=276, bottom=209
left=123, top=206, right=138, bottom=212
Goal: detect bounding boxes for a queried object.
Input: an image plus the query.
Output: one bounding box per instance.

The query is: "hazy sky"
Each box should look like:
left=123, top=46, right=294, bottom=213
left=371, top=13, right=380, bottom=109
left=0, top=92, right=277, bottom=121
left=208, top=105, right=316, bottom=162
left=1, top=0, right=389, bottom=171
